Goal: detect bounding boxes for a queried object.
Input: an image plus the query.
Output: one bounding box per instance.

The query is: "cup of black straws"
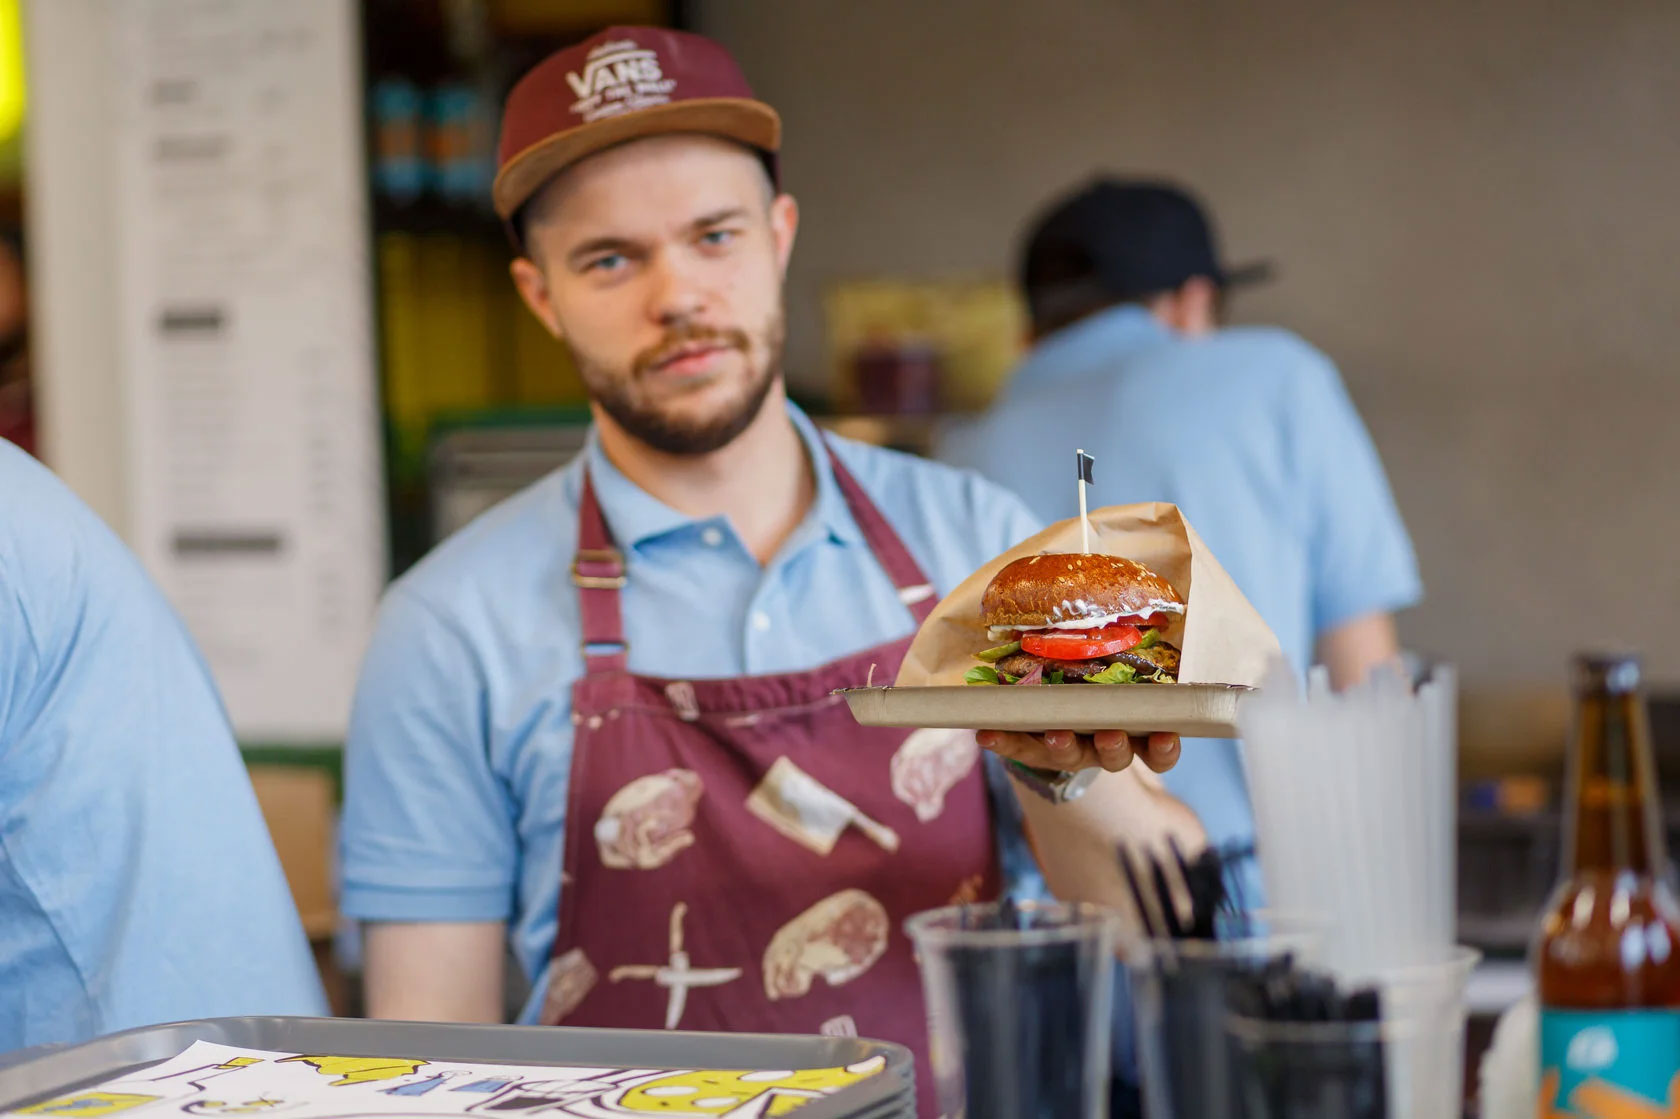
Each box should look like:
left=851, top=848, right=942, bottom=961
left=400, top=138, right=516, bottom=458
left=1127, top=914, right=1323, bottom=1119
left=905, top=899, right=1125, bottom=1119
left=1224, top=946, right=1481, bottom=1119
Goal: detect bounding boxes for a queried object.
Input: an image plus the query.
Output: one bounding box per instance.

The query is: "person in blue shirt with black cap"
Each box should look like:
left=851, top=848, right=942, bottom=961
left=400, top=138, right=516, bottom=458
left=0, top=440, right=326, bottom=1052
left=941, top=177, right=1423, bottom=902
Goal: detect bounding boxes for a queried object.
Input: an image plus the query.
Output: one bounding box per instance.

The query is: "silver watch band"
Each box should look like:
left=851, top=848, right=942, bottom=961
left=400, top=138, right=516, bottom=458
left=1005, top=759, right=1101, bottom=803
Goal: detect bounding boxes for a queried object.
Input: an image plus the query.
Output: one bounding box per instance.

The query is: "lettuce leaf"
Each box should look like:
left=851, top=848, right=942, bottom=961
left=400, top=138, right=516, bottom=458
left=1084, top=662, right=1139, bottom=685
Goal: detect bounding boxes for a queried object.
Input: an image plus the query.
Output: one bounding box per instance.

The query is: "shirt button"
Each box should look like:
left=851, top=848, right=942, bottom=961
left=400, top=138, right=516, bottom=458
left=700, top=526, right=724, bottom=547
left=751, top=611, right=771, bottom=632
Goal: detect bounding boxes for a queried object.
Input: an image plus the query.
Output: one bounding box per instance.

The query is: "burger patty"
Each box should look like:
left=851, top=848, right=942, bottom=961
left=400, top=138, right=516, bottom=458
left=995, top=639, right=1181, bottom=683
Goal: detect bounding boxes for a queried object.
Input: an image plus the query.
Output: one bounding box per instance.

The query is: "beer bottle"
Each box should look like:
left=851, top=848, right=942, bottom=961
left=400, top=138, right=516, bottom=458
left=1534, top=653, right=1680, bottom=1108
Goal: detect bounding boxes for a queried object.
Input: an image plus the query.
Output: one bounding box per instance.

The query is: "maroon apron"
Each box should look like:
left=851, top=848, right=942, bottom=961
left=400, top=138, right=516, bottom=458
left=541, top=449, right=1000, bottom=1117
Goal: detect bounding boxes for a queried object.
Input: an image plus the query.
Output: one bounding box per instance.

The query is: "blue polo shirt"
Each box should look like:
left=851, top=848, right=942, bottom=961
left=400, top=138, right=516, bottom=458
left=0, top=441, right=326, bottom=1052
left=340, top=404, right=1047, bottom=1019
left=939, top=306, right=1422, bottom=902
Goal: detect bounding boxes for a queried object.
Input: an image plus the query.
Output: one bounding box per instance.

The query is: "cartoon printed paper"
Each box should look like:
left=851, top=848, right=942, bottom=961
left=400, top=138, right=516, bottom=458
left=608, top=1059, right=887, bottom=1116
left=448, top=1081, right=516, bottom=1096
left=151, top=1059, right=264, bottom=1085
left=275, top=1059, right=427, bottom=1087
left=15, top=1093, right=159, bottom=1117
left=181, top=1098, right=294, bottom=1115
left=379, top=1075, right=468, bottom=1099
left=0, top=1040, right=886, bottom=1119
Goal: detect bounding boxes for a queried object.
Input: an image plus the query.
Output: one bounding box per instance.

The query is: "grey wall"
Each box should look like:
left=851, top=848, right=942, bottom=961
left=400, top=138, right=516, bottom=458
left=698, top=0, right=1680, bottom=687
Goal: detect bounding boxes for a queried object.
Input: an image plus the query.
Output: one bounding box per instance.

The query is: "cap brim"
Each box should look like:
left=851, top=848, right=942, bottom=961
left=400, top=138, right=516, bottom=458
left=493, top=98, right=782, bottom=220
left=1219, top=260, right=1274, bottom=288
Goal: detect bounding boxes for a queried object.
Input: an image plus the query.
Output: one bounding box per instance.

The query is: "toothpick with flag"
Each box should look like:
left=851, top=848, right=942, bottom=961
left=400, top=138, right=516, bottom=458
left=1076, top=449, right=1095, bottom=553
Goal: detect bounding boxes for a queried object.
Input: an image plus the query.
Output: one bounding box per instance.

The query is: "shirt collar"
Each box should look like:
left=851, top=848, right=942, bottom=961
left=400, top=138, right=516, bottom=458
left=1010, top=303, right=1170, bottom=392
left=580, top=400, right=863, bottom=553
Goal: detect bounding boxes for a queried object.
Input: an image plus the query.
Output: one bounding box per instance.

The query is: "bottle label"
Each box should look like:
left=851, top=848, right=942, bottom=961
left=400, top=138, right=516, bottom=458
left=1540, top=1007, right=1680, bottom=1109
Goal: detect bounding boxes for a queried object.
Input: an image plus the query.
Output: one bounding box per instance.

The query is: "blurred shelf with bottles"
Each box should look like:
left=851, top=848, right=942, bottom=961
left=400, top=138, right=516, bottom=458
left=362, top=0, right=686, bottom=572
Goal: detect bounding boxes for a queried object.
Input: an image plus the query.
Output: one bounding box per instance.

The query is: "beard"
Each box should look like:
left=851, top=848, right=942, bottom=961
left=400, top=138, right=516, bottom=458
left=570, top=312, right=785, bottom=457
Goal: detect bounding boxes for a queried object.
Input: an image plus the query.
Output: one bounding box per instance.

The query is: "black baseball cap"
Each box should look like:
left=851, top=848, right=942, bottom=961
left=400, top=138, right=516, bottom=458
left=1020, top=177, right=1272, bottom=327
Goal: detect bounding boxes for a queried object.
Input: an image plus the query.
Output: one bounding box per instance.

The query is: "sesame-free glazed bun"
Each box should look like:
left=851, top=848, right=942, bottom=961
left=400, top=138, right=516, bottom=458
left=980, top=553, right=1184, bottom=629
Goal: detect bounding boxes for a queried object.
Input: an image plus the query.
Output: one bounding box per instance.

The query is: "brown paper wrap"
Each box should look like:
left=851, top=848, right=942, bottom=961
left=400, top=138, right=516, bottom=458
left=896, top=502, right=1280, bottom=688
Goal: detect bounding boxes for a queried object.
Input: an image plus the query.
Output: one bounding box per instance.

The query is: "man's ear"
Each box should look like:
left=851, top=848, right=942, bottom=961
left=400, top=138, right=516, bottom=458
left=510, top=257, right=563, bottom=338
left=769, top=193, right=799, bottom=280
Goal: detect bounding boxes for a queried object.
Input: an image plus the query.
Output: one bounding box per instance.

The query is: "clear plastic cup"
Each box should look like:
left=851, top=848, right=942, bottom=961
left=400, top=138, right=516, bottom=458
left=905, top=900, right=1124, bottom=1119
left=1128, top=914, right=1325, bottom=1118
left=1225, top=946, right=1481, bottom=1119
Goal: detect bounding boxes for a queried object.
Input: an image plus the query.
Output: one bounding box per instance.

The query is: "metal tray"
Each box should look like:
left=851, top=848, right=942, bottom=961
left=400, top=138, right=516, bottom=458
left=0, top=1017, right=913, bottom=1119
left=840, top=681, right=1252, bottom=738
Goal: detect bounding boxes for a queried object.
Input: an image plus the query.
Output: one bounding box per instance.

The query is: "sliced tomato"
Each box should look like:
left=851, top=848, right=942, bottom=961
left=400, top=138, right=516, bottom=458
left=1021, top=623, right=1144, bottom=661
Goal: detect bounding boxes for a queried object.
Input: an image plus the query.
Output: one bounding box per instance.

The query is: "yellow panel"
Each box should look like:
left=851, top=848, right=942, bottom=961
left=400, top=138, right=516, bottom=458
left=0, top=0, right=25, bottom=146
left=377, top=234, right=429, bottom=474
left=415, top=236, right=495, bottom=417
left=488, top=0, right=667, bottom=35
left=823, top=277, right=1027, bottom=414
left=507, top=288, right=588, bottom=406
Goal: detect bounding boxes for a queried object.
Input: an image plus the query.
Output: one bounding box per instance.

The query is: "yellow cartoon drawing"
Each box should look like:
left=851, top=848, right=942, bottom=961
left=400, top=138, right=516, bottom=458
left=16, top=1092, right=159, bottom=1117
left=274, top=1057, right=427, bottom=1086
left=150, top=1056, right=264, bottom=1085
left=613, top=1057, right=886, bottom=1115
left=181, top=1098, right=291, bottom=1115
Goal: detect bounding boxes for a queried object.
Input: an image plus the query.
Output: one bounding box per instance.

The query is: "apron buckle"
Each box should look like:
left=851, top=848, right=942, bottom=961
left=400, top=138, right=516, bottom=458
left=572, top=547, right=627, bottom=589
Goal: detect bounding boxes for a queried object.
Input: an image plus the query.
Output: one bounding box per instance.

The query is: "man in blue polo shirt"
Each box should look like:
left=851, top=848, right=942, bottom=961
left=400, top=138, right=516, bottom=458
left=941, top=177, right=1423, bottom=901
left=340, top=31, right=1187, bottom=1114
left=0, top=440, right=326, bottom=1051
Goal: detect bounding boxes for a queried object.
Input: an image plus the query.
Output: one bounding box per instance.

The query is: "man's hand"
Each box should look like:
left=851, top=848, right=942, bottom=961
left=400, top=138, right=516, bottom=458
left=975, top=729, right=1181, bottom=773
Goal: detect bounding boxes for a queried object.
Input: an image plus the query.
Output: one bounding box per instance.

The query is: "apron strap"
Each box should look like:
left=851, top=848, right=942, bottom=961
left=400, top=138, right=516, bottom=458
left=574, top=470, right=629, bottom=674
left=572, top=434, right=941, bottom=674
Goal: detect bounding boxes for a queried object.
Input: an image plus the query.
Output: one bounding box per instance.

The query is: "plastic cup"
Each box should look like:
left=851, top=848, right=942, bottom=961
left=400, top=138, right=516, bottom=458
left=1225, top=946, right=1481, bottom=1119
left=905, top=900, right=1124, bottom=1119
left=1128, top=914, right=1325, bottom=1119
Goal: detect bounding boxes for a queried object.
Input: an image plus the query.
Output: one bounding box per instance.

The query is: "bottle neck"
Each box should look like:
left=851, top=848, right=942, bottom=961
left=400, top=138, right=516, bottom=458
left=1563, top=689, right=1668, bottom=877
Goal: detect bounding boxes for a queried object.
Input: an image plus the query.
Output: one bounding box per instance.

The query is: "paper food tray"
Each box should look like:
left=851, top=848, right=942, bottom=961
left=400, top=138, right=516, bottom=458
left=0, top=1017, right=914, bottom=1119
left=840, top=682, right=1252, bottom=738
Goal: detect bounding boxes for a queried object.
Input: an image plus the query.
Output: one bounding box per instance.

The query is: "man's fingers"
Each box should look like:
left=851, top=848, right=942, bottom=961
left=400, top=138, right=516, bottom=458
left=1092, top=730, right=1134, bottom=772
left=975, top=730, right=1023, bottom=761
left=1041, top=729, right=1082, bottom=768
left=977, top=730, right=1100, bottom=771
left=1140, top=732, right=1182, bottom=773
left=976, top=730, right=1179, bottom=773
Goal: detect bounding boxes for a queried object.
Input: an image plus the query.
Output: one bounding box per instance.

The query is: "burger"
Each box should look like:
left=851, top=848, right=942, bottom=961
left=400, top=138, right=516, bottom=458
left=967, top=553, right=1184, bottom=685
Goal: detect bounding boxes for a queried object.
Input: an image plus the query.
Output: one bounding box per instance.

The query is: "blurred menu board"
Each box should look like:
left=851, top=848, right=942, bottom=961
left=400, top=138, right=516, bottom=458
left=110, top=0, right=385, bottom=743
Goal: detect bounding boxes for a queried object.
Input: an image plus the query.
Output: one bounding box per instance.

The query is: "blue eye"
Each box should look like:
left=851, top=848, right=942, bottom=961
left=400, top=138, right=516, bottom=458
left=585, top=253, right=626, bottom=273
left=700, top=229, right=736, bottom=246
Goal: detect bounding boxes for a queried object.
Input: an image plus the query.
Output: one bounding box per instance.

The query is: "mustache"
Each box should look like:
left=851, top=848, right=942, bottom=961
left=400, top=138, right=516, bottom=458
left=633, top=324, right=752, bottom=376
